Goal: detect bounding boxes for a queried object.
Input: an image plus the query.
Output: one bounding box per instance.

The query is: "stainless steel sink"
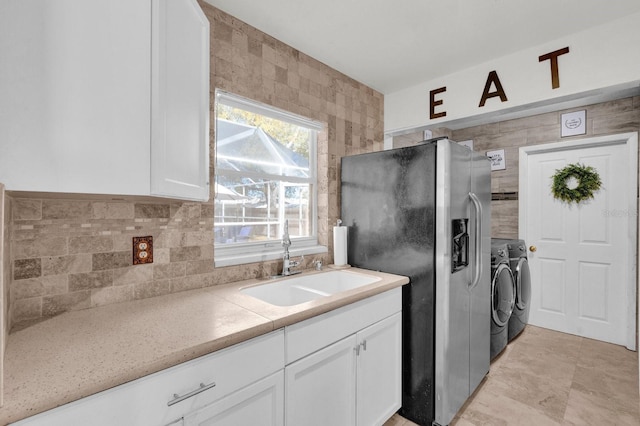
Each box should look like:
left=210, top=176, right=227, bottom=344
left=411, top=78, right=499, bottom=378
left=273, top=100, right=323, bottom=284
left=240, top=270, right=381, bottom=307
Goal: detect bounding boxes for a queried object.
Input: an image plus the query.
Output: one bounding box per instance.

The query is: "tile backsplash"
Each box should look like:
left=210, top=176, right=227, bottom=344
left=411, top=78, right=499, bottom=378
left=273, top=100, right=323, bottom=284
left=10, top=199, right=211, bottom=327
left=9, top=197, right=311, bottom=329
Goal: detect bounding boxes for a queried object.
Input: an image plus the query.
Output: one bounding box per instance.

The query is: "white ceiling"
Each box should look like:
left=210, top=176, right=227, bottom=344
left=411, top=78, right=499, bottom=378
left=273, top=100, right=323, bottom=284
left=204, top=0, right=640, bottom=94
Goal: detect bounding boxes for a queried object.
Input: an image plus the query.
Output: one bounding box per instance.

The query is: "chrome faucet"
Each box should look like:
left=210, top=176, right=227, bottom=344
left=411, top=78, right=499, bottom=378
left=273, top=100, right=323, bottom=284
left=282, top=220, right=303, bottom=276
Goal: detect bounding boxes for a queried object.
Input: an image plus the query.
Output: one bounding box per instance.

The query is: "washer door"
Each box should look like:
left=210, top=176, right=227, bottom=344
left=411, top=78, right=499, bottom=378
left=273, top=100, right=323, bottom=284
left=514, top=258, right=531, bottom=310
left=491, top=263, right=515, bottom=326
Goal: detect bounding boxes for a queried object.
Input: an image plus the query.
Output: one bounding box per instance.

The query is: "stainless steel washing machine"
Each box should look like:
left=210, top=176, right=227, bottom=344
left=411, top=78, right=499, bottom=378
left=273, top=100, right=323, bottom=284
left=493, top=238, right=531, bottom=341
left=490, top=241, right=515, bottom=360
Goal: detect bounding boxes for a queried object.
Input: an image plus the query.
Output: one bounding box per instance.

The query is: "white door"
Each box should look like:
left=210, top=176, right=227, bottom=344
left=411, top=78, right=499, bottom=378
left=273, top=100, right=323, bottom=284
left=520, top=133, right=637, bottom=349
left=356, top=313, right=402, bottom=426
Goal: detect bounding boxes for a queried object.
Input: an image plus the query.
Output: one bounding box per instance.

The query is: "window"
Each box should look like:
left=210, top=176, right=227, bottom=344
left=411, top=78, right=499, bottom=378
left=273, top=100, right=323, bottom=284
left=214, top=90, right=324, bottom=266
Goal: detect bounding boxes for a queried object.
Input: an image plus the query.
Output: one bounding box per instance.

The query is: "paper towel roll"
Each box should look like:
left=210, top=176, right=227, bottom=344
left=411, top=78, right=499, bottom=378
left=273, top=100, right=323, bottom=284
left=333, top=226, right=348, bottom=266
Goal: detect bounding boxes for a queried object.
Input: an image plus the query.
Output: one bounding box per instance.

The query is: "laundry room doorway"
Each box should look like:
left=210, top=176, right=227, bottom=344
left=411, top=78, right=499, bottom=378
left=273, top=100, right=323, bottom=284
left=519, top=132, right=638, bottom=350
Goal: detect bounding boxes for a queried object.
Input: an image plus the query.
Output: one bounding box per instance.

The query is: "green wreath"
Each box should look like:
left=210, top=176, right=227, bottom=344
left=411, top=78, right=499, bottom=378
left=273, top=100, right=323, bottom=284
left=551, top=163, right=602, bottom=204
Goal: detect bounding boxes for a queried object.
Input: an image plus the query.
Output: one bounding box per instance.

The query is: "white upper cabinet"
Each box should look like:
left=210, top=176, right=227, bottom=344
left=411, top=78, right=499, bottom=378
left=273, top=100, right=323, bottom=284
left=0, top=0, right=210, bottom=201
left=151, top=0, right=210, bottom=201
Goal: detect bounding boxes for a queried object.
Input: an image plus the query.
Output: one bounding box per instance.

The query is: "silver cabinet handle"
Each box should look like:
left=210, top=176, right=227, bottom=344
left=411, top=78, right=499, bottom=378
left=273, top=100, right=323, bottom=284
left=167, top=381, right=216, bottom=406
left=354, top=340, right=367, bottom=356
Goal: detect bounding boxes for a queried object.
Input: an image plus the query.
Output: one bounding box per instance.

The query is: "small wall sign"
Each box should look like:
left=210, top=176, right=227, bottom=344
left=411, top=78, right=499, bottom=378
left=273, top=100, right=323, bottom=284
left=486, top=149, right=506, bottom=171
left=561, top=110, right=586, bottom=137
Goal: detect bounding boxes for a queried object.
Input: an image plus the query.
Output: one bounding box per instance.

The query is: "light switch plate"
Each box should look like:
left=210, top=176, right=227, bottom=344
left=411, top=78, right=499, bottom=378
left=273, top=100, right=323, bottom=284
left=133, top=236, right=153, bottom=265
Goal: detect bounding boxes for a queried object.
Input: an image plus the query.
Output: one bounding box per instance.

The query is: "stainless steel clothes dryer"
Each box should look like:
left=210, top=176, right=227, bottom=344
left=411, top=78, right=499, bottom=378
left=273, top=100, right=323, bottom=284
left=490, top=241, right=515, bottom=360
left=493, top=238, right=531, bottom=341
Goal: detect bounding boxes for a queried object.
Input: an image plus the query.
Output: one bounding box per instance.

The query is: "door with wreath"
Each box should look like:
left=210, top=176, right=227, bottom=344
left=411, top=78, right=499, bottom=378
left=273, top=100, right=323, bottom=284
left=519, top=133, right=637, bottom=349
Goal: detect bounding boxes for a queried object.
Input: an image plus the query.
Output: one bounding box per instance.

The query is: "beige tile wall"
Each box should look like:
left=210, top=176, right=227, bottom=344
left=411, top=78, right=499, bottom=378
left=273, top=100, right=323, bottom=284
left=394, top=96, right=640, bottom=238
left=2, top=192, right=9, bottom=342
left=6, top=3, right=384, bottom=330
left=10, top=200, right=214, bottom=328
left=392, top=127, right=452, bottom=149
left=1, top=184, right=10, bottom=406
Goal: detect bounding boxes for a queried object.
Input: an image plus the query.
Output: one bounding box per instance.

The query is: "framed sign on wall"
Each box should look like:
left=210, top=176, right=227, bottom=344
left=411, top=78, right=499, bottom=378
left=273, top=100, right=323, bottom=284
left=486, top=149, right=506, bottom=171
left=561, top=110, right=586, bottom=137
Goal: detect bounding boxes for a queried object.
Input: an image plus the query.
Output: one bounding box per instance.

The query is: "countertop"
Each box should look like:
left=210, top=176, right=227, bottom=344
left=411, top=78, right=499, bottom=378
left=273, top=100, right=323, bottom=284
left=1, top=266, right=409, bottom=424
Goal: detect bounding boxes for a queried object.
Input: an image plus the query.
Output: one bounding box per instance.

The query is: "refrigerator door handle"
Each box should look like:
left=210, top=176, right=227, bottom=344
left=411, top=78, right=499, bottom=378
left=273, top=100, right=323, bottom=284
left=469, top=191, right=483, bottom=290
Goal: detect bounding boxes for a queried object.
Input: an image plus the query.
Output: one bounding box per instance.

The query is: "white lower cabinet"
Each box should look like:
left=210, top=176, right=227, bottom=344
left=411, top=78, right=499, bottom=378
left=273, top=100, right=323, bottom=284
left=184, top=371, right=284, bottom=426
left=285, top=335, right=358, bottom=425
left=356, top=313, right=403, bottom=426
left=284, top=288, right=402, bottom=426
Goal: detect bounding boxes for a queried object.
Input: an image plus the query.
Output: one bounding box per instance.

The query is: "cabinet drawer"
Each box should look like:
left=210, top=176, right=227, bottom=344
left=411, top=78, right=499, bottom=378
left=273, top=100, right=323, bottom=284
left=285, top=287, right=401, bottom=364
left=159, top=329, right=284, bottom=415
left=14, top=330, right=284, bottom=426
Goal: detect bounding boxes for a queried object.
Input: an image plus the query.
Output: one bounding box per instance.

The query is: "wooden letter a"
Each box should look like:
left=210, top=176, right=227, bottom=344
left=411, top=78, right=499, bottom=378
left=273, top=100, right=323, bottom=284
left=479, top=71, right=508, bottom=107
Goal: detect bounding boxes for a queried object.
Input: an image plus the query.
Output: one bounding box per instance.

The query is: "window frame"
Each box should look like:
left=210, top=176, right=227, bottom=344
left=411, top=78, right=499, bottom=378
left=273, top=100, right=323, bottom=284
left=213, top=90, right=327, bottom=267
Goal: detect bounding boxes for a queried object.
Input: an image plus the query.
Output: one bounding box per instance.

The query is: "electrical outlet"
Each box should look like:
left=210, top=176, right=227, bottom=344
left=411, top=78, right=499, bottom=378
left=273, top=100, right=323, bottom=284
left=133, top=236, right=153, bottom=265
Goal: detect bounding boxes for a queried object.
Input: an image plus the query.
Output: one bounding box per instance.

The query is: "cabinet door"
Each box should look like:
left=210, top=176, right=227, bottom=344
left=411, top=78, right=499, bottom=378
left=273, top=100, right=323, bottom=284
left=285, top=335, right=358, bottom=426
left=151, top=0, right=210, bottom=201
left=356, top=312, right=402, bottom=426
left=184, top=371, right=284, bottom=426
left=0, top=0, right=151, bottom=195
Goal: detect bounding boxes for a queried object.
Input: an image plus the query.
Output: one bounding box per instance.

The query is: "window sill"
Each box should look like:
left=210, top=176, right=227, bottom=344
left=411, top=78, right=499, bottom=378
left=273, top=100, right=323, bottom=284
left=214, top=244, right=328, bottom=268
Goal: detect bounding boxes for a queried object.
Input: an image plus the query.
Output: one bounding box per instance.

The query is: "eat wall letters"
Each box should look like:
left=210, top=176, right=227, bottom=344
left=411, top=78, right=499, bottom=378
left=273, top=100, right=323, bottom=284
left=429, top=46, right=570, bottom=120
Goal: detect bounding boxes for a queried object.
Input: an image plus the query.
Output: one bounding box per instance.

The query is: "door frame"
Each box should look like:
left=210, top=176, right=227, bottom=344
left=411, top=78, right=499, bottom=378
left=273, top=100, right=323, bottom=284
left=519, top=132, right=638, bottom=350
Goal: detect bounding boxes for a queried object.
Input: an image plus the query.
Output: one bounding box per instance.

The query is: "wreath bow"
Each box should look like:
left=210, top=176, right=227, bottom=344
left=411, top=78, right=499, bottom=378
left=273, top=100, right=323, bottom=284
left=551, top=163, right=601, bottom=204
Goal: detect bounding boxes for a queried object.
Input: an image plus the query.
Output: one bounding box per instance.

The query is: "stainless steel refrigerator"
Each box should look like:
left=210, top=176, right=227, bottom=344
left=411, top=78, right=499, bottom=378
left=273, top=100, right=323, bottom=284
left=340, top=138, right=490, bottom=426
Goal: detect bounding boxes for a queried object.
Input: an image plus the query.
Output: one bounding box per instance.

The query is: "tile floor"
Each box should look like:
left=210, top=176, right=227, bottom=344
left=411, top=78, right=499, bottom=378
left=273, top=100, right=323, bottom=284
left=384, top=325, right=640, bottom=425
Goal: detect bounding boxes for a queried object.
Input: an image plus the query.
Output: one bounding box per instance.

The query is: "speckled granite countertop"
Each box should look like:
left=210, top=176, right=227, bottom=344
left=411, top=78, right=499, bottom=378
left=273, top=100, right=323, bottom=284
left=1, top=266, right=408, bottom=424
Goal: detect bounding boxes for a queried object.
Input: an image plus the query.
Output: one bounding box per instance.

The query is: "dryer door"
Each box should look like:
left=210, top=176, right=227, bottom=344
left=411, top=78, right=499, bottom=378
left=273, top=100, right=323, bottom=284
left=514, top=258, right=531, bottom=311
left=492, top=263, right=515, bottom=326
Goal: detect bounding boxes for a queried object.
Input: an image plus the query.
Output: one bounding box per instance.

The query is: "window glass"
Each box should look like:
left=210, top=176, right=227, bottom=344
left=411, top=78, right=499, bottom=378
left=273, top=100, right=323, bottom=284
left=214, top=91, right=318, bottom=252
